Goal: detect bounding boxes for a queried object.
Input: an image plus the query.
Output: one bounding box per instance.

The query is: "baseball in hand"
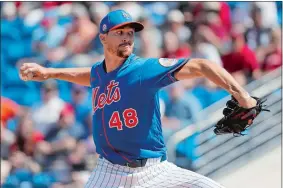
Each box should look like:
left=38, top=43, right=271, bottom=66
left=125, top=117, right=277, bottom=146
left=21, top=72, right=34, bottom=81
left=27, top=72, right=34, bottom=80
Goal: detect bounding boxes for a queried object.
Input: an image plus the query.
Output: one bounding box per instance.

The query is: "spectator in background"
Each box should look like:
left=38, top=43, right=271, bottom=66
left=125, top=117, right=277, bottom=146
left=3, top=115, right=42, bottom=188
left=32, top=8, right=67, bottom=54
left=193, top=2, right=232, bottom=33
left=89, top=2, right=110, bottom=57
left=10, top=114, right=44, bottom=158
left=203, top=2, right=231, bottom=33
left=68, top=140, right=89, bottom=187
left=1, top=97, right=21, bottom=159
left=221, top=29, right=260, bottom=81
left=1, top=123, right=16, bottom=160
left=261, top=28, right=282, bottom=73
left=1, top=2, right=25, bottom=66
left=178, top=2, right=194, bottom=29
left=245, top=5, right=281, bottom=71
left=162, top=82, right=202, bottom=128
left=161, top=80, right=202, bottom=140
left=193, top=2, right=230, bottom=50
left=71, top=85, right=92, bottom=140
left=162, top=31, right=190, bottom=58
left=4, top=151, right=40, bottom=187
left=1, top=2, right=17, bottom=21
left=89, top=2, right=110, bottom=25
left=254, top=2, right=279, bottom=28
left=57, top=3, right=98, bottom=68
left=190, top=28, right=223, bottom=67
left=31, top=80, right=65, bottom=135
left=245, top=6, right=273, bottom=54
left=35, top=104, right=84, bottom=185
left=166, top=9, right=191, bottom=44
left=64, top=3, right=97, bottom=55
left=137, top=9, right=163, bottom=58
left=194, top=22, right=228, bottom=54
left=230, top=2, right=253, bottom=27
left=3, top=114, right=43, bottom=188
left=111, top=2, right=143, bottom=21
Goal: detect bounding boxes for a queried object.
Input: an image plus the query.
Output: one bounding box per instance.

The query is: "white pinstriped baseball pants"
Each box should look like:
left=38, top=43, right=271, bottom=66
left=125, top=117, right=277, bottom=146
left=85, top=157, right=225, bottom=188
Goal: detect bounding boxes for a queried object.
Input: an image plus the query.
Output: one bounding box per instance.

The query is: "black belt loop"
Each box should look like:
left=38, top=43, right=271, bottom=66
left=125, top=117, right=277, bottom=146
left=124, top=154, right=166, bottom=168
left=125, top=158, right=148, bottom=168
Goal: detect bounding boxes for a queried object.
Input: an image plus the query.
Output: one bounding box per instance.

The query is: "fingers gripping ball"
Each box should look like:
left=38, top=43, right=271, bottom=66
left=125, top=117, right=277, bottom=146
left=214, top=96, right=270, bottom=136
left=19, top=63, right=48, bottom=81
left=27, top=72, right=34, bottom=80
left=20, top=72, right=34, bottom=81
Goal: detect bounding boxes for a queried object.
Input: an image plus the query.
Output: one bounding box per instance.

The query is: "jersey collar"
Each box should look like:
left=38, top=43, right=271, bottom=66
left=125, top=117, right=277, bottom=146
left=101, top=53, right=136, bottom=75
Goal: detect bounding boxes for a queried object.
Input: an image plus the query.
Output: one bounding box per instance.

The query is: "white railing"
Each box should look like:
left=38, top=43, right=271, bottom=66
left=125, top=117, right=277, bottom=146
left=166, top=67, right=282, bottom=163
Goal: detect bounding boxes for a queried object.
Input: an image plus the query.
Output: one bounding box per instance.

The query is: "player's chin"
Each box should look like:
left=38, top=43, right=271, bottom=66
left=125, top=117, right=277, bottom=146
left=117, top=49, right=132, bottom=58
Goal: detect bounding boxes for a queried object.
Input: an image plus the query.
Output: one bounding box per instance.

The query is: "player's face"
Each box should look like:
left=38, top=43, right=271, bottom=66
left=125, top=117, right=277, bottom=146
left=103, top=26, right=135, bottom=58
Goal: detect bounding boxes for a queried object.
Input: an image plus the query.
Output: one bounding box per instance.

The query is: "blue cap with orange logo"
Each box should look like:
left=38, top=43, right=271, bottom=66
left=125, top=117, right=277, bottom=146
left=99, top=9, right=144, bottom=34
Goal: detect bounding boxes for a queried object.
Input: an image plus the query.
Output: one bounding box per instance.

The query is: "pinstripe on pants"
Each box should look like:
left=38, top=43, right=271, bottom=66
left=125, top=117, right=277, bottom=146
left=85, top=157, right=225, bottom=188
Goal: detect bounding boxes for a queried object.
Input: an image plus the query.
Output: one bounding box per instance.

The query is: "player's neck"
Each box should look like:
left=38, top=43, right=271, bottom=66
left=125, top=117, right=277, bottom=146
left=104, top=52, right=127, bottom=73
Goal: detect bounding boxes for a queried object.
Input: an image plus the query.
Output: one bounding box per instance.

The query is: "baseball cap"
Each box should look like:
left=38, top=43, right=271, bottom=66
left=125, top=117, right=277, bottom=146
left=99, top=9, right=144, bottom=34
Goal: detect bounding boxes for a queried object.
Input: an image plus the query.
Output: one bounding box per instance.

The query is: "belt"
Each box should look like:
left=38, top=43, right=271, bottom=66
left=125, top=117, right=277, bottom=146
left=100, top=155, right=167, bottom=168
left=125, top=158, right=148, bottom=168
left=124, top=155, right=167, bottom=168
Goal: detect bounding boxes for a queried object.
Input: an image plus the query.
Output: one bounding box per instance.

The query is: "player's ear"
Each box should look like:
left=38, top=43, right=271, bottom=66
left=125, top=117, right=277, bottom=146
left=99, top=34, right=107, bottom=45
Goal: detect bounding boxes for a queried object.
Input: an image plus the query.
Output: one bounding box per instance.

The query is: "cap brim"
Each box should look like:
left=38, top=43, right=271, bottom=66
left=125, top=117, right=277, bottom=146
left=110, top=21, right=144, bottom=32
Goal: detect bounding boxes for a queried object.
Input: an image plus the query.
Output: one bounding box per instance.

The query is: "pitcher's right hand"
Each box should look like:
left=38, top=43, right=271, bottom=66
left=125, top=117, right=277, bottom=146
left=19, top=63, right=49, bottom=82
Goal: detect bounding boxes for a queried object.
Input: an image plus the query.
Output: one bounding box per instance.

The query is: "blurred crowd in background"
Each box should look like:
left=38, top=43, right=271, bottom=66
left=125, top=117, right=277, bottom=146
left=1, top=1, right=282, bottom=187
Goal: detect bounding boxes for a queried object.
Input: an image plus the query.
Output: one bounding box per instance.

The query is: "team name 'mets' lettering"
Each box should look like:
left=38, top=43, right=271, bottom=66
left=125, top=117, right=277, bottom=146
left=92, top=80, right=121, bottom=113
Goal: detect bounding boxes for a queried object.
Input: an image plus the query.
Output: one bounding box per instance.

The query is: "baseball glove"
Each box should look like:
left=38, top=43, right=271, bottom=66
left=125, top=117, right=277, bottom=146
left=214, top=96, right=270, bottom=137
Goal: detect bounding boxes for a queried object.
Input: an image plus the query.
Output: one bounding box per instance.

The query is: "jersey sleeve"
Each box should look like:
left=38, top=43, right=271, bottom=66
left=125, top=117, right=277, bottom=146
left=140, top=58, right=189, bottom=89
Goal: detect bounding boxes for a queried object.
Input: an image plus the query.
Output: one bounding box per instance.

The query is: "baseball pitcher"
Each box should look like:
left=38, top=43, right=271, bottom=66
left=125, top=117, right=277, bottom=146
left=20, top=10, right=268, bottom=188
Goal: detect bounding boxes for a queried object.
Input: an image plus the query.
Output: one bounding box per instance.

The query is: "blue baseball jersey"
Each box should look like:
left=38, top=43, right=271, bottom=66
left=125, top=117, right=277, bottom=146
left=90, top=53, right=189, bottom=165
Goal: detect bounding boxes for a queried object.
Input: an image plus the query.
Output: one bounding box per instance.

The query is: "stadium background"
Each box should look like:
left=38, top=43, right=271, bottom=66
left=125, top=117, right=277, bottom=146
left=1, top=1, right=282, bottom=188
